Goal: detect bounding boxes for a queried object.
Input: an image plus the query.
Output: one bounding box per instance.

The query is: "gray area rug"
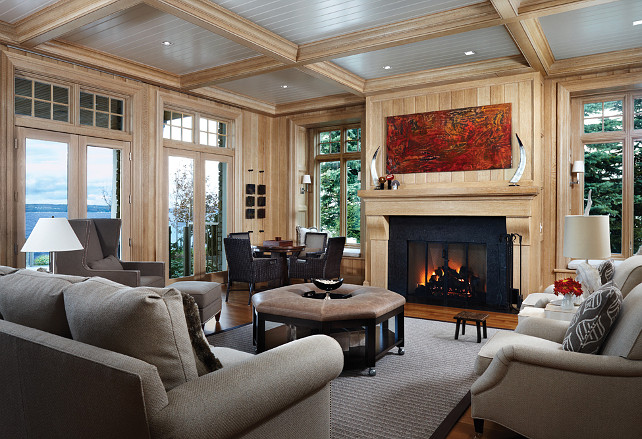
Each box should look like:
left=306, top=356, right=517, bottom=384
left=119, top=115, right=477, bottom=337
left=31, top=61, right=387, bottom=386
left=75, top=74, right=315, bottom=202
left=208, top=318, right=500, bottom=439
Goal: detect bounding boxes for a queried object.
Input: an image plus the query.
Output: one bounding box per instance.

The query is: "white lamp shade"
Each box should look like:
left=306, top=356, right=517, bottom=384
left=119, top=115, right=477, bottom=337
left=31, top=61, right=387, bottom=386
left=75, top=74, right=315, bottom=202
left=563, top=215, right=611, bottom=259
left=572, top=160, right=585, bottom=173
left=302, top=174, right=312, bottom=184
left=21, top=218, right=83, bottom=252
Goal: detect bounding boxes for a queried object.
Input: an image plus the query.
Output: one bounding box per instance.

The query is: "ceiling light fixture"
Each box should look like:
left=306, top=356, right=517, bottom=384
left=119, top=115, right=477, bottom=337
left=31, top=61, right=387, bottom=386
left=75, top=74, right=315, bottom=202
left=281, top=85, right=288, bottom=89
left=161, top=41, right=173, bottom=46
left=383, top=65, right=391, bottom=70
left=464, top=50, right=476, bottom=56
left=634, top=19, right=642, bottom=26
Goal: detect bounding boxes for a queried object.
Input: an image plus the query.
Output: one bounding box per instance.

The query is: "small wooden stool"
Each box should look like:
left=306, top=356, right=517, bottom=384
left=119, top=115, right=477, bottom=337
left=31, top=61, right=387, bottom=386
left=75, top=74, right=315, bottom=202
left=453, top=311, right=489, bottom=343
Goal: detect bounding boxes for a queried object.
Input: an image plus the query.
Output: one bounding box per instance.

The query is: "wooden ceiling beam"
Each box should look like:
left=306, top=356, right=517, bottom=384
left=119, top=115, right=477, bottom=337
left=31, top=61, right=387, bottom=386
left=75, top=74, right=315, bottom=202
left=180, top=56, right=287, bottom=90
left=364, top=56, right=533, bottom=95
left=517, top=0, right=621, bottom=18
left=0, top=21, right=17, bottom=45
left=299, top=62, right=366, bottom=96
left=16, top=0, right=139, bottom=47
left=143, top=0, right=298, bottom=63
left=549, top=47, right=642, bottom=76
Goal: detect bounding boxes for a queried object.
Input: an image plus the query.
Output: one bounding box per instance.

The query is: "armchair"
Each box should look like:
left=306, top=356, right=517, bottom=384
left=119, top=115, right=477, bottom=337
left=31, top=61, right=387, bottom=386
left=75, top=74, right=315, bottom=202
left=299, top=231, right=327, bottom=259
left=55, top=219, right=165, bottom=287
left=288, top=236, right=345, bottom=282
left=471, top=286, right=642, bottom=439
left=224, top=237, right=283, bottom=305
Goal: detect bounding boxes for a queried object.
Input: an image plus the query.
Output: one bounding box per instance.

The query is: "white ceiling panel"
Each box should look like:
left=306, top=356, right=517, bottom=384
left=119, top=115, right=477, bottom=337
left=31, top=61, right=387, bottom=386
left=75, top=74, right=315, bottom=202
left=332, top=26, right=519, bottom=79
left=214, top=0, right=484, bottom=44
left=540, top=0, right=642, bottom=60
left=216, top=69, right=349, bottom=105
left=61, top=4, right=260, bottom=75
left=0, top=0, right=58, bottom=23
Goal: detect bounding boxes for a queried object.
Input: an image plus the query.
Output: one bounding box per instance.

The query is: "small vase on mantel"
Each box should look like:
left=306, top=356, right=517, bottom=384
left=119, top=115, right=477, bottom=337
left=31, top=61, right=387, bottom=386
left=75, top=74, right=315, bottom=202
left=561, top=293, right=575, bottom=310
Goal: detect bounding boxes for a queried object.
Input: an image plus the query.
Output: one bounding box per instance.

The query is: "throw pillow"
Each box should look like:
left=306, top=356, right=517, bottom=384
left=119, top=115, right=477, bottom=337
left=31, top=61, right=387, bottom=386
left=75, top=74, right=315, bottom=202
left=598, top=259, right=615, bottom=284
left=88, top=254, right=123, bottom=270
left=180, top=291, right=222, bottom=375
left=64, top=278, right=198, bottom=391
left=575, top=262, right=601, bottom=298
left=562, top=282, right=623, bottom=354
left=0, top=265, right=18, bottom=276
left=296, top=225, right=317, bottom=246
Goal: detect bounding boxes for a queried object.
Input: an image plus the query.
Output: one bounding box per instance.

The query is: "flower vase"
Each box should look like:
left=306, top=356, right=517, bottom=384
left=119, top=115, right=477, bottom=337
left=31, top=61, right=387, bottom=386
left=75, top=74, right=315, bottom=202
left=561, top=294, right=575, bottom=310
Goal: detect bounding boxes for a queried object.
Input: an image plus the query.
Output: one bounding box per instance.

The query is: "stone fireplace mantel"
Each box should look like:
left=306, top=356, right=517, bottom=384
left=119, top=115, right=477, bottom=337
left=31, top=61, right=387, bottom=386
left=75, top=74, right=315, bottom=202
left=358, top=183, right=541, bottom=297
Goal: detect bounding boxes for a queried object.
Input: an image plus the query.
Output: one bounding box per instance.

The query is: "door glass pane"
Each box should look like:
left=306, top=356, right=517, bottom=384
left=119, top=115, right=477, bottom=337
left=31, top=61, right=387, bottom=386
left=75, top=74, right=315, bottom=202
left=346, top=159, right=361, bottom=244
left=634, top=141, right=642, bottom=252
left=585, top=142, right=623, bottom=254
left=319, top=161, right=340, bottom=237
left=87, top=146, right=120, bottom=220
left=25, top=138, right=68, bottom=268
left=205, top=160, right=227, bottom=273
left=169, top=156, right=194, bottom=278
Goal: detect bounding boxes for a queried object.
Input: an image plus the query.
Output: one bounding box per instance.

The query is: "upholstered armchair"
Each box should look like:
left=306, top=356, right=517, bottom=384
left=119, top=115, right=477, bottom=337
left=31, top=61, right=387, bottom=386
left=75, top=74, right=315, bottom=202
left=288, top=236, right=345, bottom=282
left=299, top=231, right=328, bottom=259
left=55, top=219, right=165, bottom=287
left=223, top=237, right=283, bottom=304
left=471, top=285, right=642, bottom=439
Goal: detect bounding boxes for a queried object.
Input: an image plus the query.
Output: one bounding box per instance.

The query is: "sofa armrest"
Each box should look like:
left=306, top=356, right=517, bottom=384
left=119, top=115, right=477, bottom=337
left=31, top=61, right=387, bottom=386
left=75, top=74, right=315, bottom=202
left=150, top=334, right=343, bottom=439
left=121, top=261, right=165, bottom=278
left=514, top=317, right=570, bottom=342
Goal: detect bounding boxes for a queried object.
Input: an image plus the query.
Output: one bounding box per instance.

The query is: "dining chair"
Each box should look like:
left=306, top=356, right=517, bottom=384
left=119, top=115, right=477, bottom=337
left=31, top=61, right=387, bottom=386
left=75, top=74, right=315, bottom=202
left=288, top=236, right=346, bottom=282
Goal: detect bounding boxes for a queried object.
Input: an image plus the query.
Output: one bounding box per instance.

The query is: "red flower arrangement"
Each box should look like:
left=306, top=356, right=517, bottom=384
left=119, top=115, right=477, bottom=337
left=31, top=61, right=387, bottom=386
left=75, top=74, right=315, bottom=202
left=553, top=278, right=583, bottom=297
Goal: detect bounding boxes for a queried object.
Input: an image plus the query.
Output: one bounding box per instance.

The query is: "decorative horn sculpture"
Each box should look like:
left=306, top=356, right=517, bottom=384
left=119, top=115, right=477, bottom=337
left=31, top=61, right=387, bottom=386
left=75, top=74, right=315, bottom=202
left=509, top=134, right=526, bottom=186
left=371, top=146, right=380, bottom=187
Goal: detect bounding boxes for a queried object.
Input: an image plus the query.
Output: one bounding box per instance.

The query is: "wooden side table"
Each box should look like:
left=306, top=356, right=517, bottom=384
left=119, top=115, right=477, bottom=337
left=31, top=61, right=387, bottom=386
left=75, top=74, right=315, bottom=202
left=453, top=311, right=489, bottom=343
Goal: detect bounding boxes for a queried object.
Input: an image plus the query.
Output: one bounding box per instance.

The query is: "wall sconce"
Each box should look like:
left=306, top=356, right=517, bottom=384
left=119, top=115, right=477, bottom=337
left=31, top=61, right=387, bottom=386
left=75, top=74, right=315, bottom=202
left=301, top=174, right=311, bottom=194
left=570, top=160, right=584, bottom=186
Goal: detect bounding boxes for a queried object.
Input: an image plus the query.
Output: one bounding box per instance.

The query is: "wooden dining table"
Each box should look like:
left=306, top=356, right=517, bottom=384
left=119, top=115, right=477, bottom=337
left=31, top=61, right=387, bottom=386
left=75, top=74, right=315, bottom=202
left=256, top=243, right=305, bottom=286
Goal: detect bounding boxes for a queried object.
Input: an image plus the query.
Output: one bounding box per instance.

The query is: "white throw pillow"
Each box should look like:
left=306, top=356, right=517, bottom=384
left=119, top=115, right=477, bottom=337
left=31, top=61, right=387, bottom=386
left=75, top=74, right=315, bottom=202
left=296, top=225, right=318, bottom=246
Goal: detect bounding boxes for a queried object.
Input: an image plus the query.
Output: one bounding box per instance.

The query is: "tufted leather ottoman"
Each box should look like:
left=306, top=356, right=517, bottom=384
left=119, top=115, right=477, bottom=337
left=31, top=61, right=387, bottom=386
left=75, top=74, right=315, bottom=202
left=252, top=283, right=405, bottom=375
left=171, top=281, right=223, bottom=327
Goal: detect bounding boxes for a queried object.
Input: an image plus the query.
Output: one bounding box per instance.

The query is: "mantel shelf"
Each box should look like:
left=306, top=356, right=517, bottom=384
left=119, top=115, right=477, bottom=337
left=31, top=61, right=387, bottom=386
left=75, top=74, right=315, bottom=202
left=358, top=183, right=539, bottom=200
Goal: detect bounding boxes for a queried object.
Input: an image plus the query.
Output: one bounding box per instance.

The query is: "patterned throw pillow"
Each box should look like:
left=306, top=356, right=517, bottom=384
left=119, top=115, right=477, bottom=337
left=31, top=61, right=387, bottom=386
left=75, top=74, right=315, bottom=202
left=598, top=259, right=615, bottom=284
left=563, top=282, right=623, bottom=354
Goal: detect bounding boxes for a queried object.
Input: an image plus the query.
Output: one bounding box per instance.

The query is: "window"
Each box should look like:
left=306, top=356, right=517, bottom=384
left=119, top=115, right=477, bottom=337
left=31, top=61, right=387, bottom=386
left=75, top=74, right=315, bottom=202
left=315, top=125, right=361, bottom=245
left=163, top=109, right=229, bottom=147
left=578, top=92, right=642, bottom=256
left=79, top=91, right=124, bottom=131
left=14, top=77, right=69, bottom=122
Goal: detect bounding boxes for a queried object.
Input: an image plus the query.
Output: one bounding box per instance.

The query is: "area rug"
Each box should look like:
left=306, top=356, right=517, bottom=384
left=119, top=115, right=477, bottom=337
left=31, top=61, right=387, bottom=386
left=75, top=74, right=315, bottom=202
left=207, top=318, right=500, bottom=439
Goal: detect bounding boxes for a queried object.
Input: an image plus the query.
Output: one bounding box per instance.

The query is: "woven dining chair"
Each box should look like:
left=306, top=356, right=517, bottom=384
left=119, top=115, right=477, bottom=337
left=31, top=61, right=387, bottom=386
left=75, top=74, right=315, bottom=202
left=288, top=236, right=346, bottom=282
left=223, top=237, right=283, bottom=305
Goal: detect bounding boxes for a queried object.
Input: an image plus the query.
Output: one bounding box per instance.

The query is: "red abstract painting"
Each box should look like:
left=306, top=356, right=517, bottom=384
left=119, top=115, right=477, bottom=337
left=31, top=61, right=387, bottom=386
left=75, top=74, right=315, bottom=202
left=386, top=103, right=512, bottom=174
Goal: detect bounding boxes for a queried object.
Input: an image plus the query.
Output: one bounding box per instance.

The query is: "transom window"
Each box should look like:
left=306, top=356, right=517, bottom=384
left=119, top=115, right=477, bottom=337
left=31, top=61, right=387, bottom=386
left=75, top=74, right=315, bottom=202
left=14, top=77, right=69, bottom=122
left=163, top=110, right=193, bottom=142
left=163, top=109, right=229, bottom=148
left=577, top=92, right=642, bottom=256
left=199, top=116, right=228, bottom=148
left=79, top=91, right=124, bottom=131
left=315, top=125, right=361, bottom=245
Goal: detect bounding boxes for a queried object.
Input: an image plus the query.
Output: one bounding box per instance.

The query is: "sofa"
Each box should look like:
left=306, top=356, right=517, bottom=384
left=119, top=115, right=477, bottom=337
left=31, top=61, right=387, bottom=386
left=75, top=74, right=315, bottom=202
left=0, top=266, right=344, bottom=439
left=471, top=272, right=642, bottom=438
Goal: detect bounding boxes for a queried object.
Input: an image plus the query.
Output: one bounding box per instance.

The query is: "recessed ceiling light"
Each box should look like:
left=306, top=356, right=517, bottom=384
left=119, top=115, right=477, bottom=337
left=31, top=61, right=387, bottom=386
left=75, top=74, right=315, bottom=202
left=634, top=19, right=642, bottom=26
left=161, top=41, right=173, bottom=46
left=281, top=85, right=288, bottom=89
left=383, top=65, right=391, bottom=70
left=464, top=50, right=476, bottom=56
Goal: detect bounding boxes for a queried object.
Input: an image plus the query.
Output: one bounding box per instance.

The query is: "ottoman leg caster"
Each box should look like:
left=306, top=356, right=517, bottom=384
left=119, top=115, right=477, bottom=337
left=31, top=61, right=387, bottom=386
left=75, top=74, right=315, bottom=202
left=368, top=367, right=376, bottom=377
left=398, top=347, right=405, bottom=355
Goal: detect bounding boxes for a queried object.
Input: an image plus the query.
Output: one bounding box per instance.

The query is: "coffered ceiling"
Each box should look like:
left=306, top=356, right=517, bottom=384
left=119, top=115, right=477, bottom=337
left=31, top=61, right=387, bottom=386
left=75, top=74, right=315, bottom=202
left=0, top=0, right=640, bottom=112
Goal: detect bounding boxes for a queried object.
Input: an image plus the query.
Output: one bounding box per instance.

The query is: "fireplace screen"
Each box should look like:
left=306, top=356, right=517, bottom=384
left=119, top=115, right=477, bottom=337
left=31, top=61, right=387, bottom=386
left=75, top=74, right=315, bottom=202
left=408, top=241, right=487, bottom=306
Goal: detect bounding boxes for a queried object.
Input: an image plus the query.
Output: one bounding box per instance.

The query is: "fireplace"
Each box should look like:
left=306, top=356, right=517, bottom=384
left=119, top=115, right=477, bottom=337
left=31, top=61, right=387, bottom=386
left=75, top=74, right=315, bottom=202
left=388, top=216, right=509, bottom=310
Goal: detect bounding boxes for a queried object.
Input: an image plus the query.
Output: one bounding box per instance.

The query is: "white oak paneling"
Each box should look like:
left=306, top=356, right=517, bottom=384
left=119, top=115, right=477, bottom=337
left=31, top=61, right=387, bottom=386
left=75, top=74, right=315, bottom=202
left=0, top=0, right=58, bottom=24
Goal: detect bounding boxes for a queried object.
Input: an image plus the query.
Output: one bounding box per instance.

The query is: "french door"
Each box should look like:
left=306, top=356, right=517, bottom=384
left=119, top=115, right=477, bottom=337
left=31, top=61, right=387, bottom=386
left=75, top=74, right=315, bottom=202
left=166, top=148, right=231, bottom=279
left=16, top=127, right=131, bottom=268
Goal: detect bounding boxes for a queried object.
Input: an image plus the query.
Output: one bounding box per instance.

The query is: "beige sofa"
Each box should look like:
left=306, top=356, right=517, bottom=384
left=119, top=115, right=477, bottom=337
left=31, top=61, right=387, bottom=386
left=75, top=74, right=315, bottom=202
left=0, top=267, right=344, bottom=439
left=471, top=282, right=642, bottom=438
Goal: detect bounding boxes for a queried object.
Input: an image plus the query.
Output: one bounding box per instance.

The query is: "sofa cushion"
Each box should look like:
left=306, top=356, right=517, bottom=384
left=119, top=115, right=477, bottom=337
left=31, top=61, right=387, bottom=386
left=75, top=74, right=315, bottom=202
left=63, top=277, right=198, bottom=391
left=600, top=285, right=642, bottom=359
left=562, top=282, right=622, bottom=354
left=612, top=255, right=642, bottom=297
left=88, top=255, right=122, bottom=270
left=0, top=269, right=87, bottom=337
left=598, top=259, right=615, bottom=284
left=0, top=265, right=18, bottom=276
left=180, top=291, right=222, bottom=376
left=520, top=292, right=556, bottom=310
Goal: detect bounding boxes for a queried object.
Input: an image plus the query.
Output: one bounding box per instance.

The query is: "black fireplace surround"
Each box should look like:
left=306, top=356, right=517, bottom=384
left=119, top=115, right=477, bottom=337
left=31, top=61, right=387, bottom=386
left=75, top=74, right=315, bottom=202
left=388, top=216, right=509, bottom=310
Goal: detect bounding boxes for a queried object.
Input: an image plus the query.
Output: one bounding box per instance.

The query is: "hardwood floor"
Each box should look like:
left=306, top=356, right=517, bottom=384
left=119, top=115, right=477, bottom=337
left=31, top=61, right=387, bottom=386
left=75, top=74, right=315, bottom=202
left=204, top=285, right=521, bottom=439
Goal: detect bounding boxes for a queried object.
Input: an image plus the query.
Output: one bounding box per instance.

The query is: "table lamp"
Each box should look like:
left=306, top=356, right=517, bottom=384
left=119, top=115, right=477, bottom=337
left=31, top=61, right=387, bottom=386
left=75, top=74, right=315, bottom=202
left=21, top=217, right=83, bottom=273
left=563, top=215, right=611, bottom=263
